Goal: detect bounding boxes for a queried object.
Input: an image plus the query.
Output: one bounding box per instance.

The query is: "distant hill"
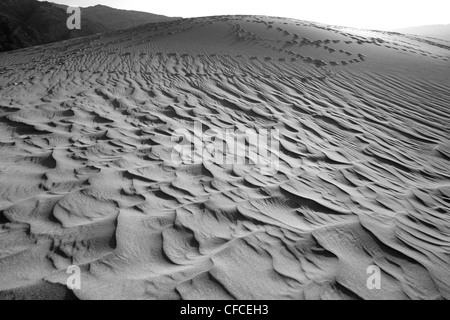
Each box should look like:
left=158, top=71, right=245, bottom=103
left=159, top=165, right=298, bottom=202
left=394, top=24, right=450, bottom=42
left=0, top=0, right=178, bottom=52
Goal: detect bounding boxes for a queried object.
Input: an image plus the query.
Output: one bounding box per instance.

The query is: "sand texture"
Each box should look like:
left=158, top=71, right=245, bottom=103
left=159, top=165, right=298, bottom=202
left=0, top=16, right=449, bottom=300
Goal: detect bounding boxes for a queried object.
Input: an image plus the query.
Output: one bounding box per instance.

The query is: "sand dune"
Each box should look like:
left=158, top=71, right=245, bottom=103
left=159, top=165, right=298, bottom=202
left=0, top=15, right=449, bottom=300
left=394, top=24, right=450, bottom=42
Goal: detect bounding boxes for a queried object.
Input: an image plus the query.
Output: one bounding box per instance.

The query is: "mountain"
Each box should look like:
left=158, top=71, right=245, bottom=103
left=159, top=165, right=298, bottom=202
left=394, top=24, right=450, bottom=42
left=0, top=16, right=449, bottom=300
left=66, top=4, right=178, bottom=31
left=0, top=0, right=178, bottom=52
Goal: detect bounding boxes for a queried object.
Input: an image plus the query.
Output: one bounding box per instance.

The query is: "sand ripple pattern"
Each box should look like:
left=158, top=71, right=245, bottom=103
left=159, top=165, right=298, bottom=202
left=0, top=16, right=449, bottom=300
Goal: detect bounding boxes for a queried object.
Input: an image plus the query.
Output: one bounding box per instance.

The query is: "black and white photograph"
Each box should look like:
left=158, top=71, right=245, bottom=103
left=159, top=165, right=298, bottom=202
left=0, top=0, right=449, bottom=303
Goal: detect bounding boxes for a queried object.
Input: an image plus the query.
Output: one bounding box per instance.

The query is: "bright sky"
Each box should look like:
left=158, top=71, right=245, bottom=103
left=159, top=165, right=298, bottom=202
left=41, top=0, right=450, bottom=31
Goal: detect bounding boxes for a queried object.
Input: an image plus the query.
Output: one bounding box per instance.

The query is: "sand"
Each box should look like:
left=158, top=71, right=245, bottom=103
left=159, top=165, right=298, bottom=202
left=0, top=15, right=449, bottom=300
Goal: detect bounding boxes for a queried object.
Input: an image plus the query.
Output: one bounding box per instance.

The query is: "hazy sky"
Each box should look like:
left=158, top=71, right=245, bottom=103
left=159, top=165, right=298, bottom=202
left=41, top=0, right=450, bottom=31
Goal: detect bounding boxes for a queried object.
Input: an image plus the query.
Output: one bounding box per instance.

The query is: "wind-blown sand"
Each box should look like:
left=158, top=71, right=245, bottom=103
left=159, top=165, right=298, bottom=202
left=0, top=16, right=449, bottom=300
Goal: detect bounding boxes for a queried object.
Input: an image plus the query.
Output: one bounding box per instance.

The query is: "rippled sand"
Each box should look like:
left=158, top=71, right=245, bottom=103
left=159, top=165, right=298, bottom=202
left=0, top=16, right=449, bottom=300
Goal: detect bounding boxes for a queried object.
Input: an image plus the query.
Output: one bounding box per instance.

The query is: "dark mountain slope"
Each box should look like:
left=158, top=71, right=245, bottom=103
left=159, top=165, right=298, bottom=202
left=0, top=0, right=177, bottom=52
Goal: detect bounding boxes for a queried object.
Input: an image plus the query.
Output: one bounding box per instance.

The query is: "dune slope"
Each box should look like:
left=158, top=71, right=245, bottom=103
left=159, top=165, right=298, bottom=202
left=0, top=16, right=449, bottom=300
left=394, top=24, right=450, bottom=42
